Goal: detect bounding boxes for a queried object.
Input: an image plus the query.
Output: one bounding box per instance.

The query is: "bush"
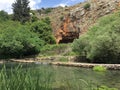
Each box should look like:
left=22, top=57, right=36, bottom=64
left=72, top=12, right=120, bottom=63
left=31, top=15, right=39, bottom=22
left=93, top=66, right=107, bottom=72
left=84, top=3, right=90, bottom=10
left=60, top=16, right=64, bottom=21
left=30, top=19, right=56, bottom=44
left=0, top=10, right=9, bottom=21
left=0, top=21, right=44, bottom=58
left=44, top=8, right=52, bottom=14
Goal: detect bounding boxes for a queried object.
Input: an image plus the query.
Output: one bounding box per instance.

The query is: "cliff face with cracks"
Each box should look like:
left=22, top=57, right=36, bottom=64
left=55, top=0, right=120, bottom=43
left=36, top=0, right=120, bottom=44
left=55, top=16, right=80, bottom=43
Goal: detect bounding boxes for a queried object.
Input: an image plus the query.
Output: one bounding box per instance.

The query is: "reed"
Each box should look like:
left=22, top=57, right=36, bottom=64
left=0, top=64, right=118, bottom=90
left=0, top=64, right=53, bottom=90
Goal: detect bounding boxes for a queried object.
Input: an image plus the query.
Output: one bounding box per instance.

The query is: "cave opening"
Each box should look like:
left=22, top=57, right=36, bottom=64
left=59, top=38, right=75, bottom=43
left=59, top=33, right=79, bottom=43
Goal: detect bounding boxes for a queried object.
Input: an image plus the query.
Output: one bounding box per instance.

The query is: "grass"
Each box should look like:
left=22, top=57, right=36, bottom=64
left=0, top=64, right=53, bottom=90
left=93, top=66, right=107, bottom=72
left=59, top=57, right=69, bottom=62
left=95, top=85, right=118, bottom=90
left=39, top=43, right=76, bottom=56
left=0, top=64, right=118, bottom=90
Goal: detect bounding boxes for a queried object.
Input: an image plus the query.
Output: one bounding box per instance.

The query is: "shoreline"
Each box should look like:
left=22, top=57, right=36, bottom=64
left=0, top=57, right=120, bottom=70
left=50, top=62, right=120, bottom=70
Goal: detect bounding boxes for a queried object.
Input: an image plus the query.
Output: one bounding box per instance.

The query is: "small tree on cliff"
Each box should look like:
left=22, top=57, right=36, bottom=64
left=12, top=0, right=30, bottom=23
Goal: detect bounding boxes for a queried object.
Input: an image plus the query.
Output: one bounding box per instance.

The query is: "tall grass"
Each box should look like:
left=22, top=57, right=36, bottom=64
left=0, top=64, right=53, bottom=90
left=0, top=64, right=118, bottom=90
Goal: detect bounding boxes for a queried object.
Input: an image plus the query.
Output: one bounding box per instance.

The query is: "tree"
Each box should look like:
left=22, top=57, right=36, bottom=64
left=0, top=10, right=9, bottom=21
left=12, top=0, right=30, bottom=23
left=0, top=21, right=45, bottom=59
left=30, top=19, right=56, bottom=44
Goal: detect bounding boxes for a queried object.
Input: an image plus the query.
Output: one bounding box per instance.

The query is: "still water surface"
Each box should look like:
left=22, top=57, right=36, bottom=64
left=0, top=62, right=120, bottom=90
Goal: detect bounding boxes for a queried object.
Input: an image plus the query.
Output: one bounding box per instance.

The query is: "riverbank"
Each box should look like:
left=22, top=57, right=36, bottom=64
left=0, top=57, right=120, bottom=70
left=51, top=62, right=120, bottom=70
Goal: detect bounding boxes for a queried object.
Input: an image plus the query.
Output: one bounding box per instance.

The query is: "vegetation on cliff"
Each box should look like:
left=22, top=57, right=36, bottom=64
left=73, top=12, right=120, bottom=63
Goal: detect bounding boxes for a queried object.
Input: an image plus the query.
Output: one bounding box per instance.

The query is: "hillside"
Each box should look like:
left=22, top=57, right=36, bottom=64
left=34, top=0, right=120, bottom=43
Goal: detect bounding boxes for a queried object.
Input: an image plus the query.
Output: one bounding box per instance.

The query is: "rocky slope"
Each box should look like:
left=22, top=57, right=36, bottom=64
left=35, top=0, right=120, bottom=43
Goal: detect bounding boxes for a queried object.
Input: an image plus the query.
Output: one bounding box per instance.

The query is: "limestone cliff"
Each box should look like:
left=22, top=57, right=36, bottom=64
left=36, top=0, right=120, bottom=43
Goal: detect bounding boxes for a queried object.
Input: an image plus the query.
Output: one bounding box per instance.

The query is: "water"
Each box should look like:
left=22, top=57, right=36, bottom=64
left=0, top=62, right=120, bottom=90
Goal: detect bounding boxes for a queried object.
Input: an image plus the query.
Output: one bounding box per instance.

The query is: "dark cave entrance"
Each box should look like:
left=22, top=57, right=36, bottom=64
left=59, top=32, right=79, bottom=43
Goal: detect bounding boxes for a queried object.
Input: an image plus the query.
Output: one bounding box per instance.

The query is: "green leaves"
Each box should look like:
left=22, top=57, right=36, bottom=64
left=30, top=19, right=56, bottom=44
left=0, top=10, right=9, bottom=21
left=73, top=12, right=120, bottom=63
left=0, top=21, right=44, bottom=59
left=12, top=0, right=30, bottom=24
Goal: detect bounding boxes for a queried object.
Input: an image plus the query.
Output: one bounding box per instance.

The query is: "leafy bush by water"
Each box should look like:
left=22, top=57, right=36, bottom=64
left=0, top=21, right=44, bottom=58
left=72, top=11, right=120, bottom=63
left=93, top=66, right=107, bottom=72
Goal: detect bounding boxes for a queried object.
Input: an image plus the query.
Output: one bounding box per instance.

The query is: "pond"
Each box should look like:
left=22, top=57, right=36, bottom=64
left=0, top=62, right=120, bottom=90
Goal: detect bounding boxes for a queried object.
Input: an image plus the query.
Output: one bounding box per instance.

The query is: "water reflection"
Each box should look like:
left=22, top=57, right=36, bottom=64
left=0, top=63, right=119, bottom=90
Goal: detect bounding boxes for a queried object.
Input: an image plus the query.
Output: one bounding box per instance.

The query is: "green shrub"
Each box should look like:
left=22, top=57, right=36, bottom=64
left=44, top=8, right=52, bottom=14
left=30, top=20, right=55, bottom=44
left=60, top=16, right=64, bottom=21
left=0, top=21, right=44, bottom=58
left=59, top=57, right=68, bottom=62
left=31, top=15, right=39, bottom=22
left=0, top=10, right=9, bottom=21
left=72, top=12, right=120, bottom=63
left=93, top=66, right=107, bottom=72
left=40, top=44, right=72, bottom=56
left=84, top=3, right=91, bottom=10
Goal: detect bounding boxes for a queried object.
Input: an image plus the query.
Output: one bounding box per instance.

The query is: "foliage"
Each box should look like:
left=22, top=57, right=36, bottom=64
left=30, top=19, right=56, bottom=44
left=12, top=0, right=30, bottom=23
left=94, top=86, right=118, bottom=90
left=59, top=57, right=69, bottom=62
left=40, top=44, right=72, bottom=56
left=31, top=15, right=39, bottom=22
left=0, top=64, right=118, bottom=90
left=0, top=10, right=9, bottom=21
left=72, top=12, right=120, bottom=63
left=0, top=21, right=44, bottom=58
left=93, top=66, right=107, bottom=72
left=0, top=65, right=53, bottom=90
left=41, top=17, right=51, bottom=25
left=84, top=3, right=91, bottom=10
left=44, top=8, right=52, bottom=14
left=60, top=16, right=64, bottom=21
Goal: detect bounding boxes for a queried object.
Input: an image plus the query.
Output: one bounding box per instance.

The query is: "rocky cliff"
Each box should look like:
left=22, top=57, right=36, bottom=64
left=36, top=0, right=120, bottom=43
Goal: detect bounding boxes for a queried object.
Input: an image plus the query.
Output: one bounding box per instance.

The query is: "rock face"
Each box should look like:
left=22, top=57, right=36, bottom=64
left=54, top=0, right=120, bottom=43
left=55, top=16, right=80, bottom=43
left=37, top=0, right=120, bottom=43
